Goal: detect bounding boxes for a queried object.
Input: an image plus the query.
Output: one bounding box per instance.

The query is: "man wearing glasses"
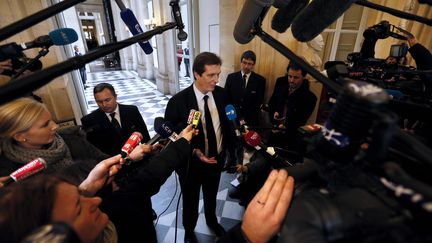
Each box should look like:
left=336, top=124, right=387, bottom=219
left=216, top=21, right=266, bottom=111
left=81, top=82, right=150, bottom=156
left=225, top=50, right=266, bottom=127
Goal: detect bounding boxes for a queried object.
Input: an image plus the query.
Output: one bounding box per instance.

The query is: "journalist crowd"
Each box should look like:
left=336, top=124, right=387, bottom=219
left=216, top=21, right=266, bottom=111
left=1, top=1, right=432, bottom=243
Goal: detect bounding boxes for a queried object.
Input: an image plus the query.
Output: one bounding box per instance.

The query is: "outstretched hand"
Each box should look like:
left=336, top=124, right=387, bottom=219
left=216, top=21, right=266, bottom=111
left=241, top=169, right=294, bottom=243
left=79, top=154, right=123, bottom=196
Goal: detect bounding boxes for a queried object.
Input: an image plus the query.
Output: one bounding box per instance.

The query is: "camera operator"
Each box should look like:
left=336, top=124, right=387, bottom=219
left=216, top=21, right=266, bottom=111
left=406, top=35, right=432, bottom=71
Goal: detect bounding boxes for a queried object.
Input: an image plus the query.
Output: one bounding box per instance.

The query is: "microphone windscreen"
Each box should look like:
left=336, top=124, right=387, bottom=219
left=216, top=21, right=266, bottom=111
left=291, top=0, right=356, bottom=42
left=244, top=130, right=261, bottom=147
left=271, top=0, right=308, bottom=33
left=153, top=117, right=165, bottom=130
left=48, top=28, right=78, bottom=45
left=120, top=9, right=153, bottom=54
left=225, top=104, right=237, bottom=121
left=156, top=122, right=174, bottom=139
left=233, top=0, right=274, bottom=44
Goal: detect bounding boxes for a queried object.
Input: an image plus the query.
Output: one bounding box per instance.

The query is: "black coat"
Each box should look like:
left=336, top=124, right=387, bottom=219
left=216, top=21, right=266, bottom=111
left=100, top=138, right=191, bottom=243
left=225, top=71, right=266, bottom=125
left=164, top=85, right=235, bottom=168
left=268, top=76, right=317, bottom=132
left=81, top=104, right=150, bottom=156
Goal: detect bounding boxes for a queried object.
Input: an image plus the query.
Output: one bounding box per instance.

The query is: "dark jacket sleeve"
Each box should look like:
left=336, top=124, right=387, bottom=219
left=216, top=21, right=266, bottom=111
left=409, top=43, right=432, bottom=71
left=217, top=223, right=247, bottom=243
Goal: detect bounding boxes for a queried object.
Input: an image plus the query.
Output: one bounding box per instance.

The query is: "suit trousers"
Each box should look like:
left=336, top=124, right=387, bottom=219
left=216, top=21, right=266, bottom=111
left=179, top=154, right=222, bottom=231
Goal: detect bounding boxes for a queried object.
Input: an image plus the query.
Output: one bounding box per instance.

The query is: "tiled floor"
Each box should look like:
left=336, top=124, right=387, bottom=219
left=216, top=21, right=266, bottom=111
left=84, top=69, right=245, bottom=242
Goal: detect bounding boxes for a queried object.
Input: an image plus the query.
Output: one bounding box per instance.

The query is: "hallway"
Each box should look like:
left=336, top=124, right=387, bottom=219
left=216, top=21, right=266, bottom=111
left=84, top=70, right=245, bottom=242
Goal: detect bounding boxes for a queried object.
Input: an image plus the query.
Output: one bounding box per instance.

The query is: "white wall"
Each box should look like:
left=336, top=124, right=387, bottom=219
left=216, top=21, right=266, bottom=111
left=198, top=0, right=219, bottom=54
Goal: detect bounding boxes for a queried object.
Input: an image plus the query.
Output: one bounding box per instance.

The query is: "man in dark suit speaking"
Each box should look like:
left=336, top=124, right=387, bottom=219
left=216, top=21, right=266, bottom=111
left=224, top=50, right=266, bottom=126
left=165, top=52, right=235, bottom=242
left=81, top=83, right=150, bottom=156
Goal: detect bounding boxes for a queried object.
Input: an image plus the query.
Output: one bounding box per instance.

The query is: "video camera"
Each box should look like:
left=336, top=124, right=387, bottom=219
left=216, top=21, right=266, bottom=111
left=0, top=43, right=42, bottom=77
left=276, top=80, right=432, bottom=243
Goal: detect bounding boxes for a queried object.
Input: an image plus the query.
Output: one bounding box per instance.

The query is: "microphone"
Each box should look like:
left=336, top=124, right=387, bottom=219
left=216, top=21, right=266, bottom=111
left=244, top=131, right=293, bottom=166
left=21, top=28, right=78, bottom=50
left=114, top=0, right=153, bottom=54
left=271, top=0, right=309, bottom=33
left=169, top=0, right=188, bottom=41
left=291, top=0, right=356, bottom=42
left=225, top=104, right=241, bottom=138
left=0, top=28, right=78, bottom=60
left=187, top=109, right=196, bottom=125
left=2, top=158, right=47, bottom=186
left=192, top=111, right=201, bottom=129
left=145, top=117, right=166, bottom=145
left=120, top=132, right=143, bottom=158
left=233, top=0, right=274, bottom=44
left=155, top=122, right=180, bottom=142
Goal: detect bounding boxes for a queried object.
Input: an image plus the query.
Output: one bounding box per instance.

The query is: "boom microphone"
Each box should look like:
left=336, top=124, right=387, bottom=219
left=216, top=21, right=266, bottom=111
left=233, top=0, right=274, bottom=44
left=0, top=28, right=78, bottom=60
left=169, top=0, right=188, bottom=41
left=271, top=0, right=309, bottom=33
left=2, top=158, right=47, bottom=186
left=114, top=0, right=153, bottom=54
left=244, top=131, right=293, bottom=166
left=291, top=0, right=356, bottom=42
left=225, top=104, right=241, bottom=138
left=121, top=132, right=143, bottom=158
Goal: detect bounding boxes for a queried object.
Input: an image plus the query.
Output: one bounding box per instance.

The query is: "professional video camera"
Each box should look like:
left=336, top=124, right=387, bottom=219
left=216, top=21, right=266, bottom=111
left=0, top=43, right=42, bottom=77
left=277, top=80, right=432, bottom=243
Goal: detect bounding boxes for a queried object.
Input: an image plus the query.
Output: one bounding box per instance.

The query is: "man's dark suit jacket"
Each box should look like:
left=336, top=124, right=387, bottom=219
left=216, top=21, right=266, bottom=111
left=81, top=104, right=150, bottom=156
left=164, top=85, right=234, bottom=168
left=225, top=71, right=266, bottom=125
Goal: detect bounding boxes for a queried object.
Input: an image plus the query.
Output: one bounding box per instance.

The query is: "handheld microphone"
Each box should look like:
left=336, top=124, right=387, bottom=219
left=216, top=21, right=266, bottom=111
left=233, top=0, right=274, bottom=44
left=187, top=109, right=196, bottom=125
left=169, top=0, right=188, bottom=41
left=145, top=117, right=166, bottom=145
left=2, top=158, right=47, bottom=186
left=156, top=122, right=180, bottom=142
left=244, top=131, right=293, bottom=166
left=120, top=132, right=143, bottom=158
left=192, top=111, right=201, bottom=128
left=225, top=104, right=241, bottom=138
left=271, top=0, right=309, bottom=33
left=114, top=0, right=153, bottom=54
left=291, top=0, right=356, bottom=42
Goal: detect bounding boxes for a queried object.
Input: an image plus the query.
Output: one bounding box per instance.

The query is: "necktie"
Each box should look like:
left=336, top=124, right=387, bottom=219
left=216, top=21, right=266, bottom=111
left=242, top=74, right=247, bottom=89
left=110, top=112, right=121, bottom=133
left=203, top=95, right=217, bottom=157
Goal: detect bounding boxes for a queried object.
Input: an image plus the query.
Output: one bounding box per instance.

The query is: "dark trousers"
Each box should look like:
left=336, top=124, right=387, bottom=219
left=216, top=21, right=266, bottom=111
left=179, top=155, right=222, bottom=231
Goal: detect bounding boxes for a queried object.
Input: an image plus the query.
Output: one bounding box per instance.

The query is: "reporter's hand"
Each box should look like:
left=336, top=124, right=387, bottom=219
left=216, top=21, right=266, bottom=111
left=79, top=155, right=123, bottom=196
left=128, top=144, right=154, bottom=161
left=241, top=169, right=294, bottom=243
left=0, top=59, right=12, bottom=74
left=0, top=176, right=9, bottom=188
left=180, top=124, right=198, bottom=142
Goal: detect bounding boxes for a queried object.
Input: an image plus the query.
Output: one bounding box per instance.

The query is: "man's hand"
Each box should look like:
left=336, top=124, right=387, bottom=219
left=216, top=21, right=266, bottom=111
left=0, top=176, right=9, bottom=188
left=194, top=148, right=217, bottom=164
left=0, top=59, right=12, bottom=74
left=128, top=144, right=154, bottom=161
left=241, top=169, right=294, bottom=243
left=79, top=155, right=123, bottom=196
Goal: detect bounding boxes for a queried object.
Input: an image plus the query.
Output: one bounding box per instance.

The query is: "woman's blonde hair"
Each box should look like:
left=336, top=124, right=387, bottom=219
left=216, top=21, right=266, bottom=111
left=0, top=98, right=47, bottom=139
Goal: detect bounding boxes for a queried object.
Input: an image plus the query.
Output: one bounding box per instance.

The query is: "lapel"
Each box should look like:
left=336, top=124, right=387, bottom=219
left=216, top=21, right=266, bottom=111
left=186, top=85, right=199, bottom=111
left=95, top=109, right=111, bottom=128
